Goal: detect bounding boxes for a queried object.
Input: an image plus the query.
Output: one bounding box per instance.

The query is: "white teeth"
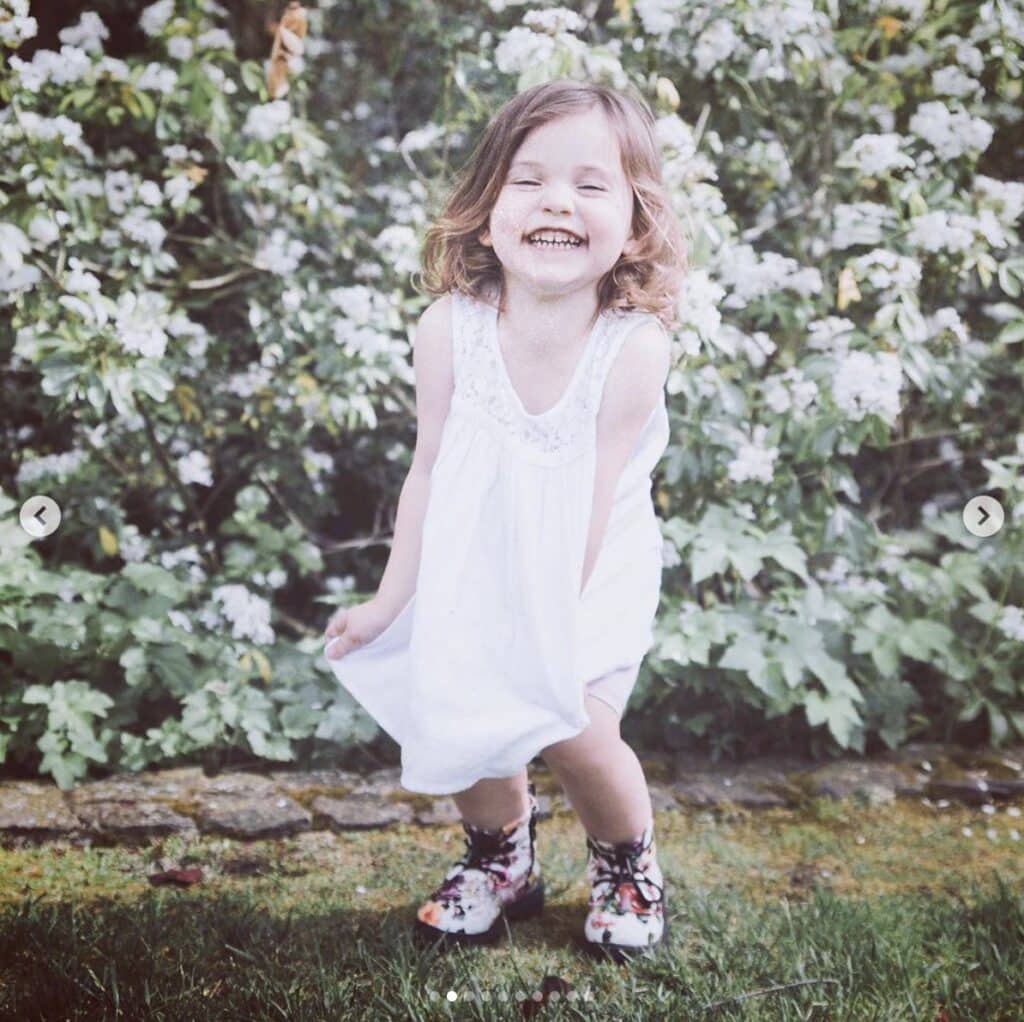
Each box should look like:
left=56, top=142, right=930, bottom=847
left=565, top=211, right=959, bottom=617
left=527, top=233, right=582, bottom=248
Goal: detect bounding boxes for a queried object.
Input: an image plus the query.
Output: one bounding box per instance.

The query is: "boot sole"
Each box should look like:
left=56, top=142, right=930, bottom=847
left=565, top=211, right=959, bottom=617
left=412, top=880, right=545, bottom=950
left=577, top=914, right=673, bottom=965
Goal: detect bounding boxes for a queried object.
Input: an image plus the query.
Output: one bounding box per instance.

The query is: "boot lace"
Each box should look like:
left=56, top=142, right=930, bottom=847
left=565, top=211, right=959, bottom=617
left=455, top=826, right=517, bottom=881
left=437, top=802, right=537, bottom=895
left=588, top=838, right=664, bottom=908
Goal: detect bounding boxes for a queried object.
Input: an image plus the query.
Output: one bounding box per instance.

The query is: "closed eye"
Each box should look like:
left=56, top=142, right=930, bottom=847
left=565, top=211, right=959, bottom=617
left=510, top=181, right=606, bottom=191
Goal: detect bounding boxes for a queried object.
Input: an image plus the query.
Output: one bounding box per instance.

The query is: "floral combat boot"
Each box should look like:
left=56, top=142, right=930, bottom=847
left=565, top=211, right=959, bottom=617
left=581, top=820, right=667, bottom=962
left=413, top=782, right=544, bottom=948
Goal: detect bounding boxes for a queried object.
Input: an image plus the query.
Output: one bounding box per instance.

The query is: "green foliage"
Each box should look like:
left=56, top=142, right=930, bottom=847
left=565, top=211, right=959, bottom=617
left=1, top=0, right=1023, bottom=784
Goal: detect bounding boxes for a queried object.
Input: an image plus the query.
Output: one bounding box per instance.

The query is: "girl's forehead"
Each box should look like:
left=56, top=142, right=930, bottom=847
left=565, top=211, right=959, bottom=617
left=512, top=110, right=625, bottom=174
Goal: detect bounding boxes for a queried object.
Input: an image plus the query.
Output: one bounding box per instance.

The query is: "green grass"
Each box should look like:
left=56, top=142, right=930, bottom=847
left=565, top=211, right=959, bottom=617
left=2, top=799, right=1023, bottom=1020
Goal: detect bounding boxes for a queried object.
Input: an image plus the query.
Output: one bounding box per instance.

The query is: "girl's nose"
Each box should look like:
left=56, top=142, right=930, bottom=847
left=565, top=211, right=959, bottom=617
left=540, top=182, right=575, bottom=215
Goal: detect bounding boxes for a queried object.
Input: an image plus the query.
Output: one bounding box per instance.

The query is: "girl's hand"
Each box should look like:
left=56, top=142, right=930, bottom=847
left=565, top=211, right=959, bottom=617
left=324, top=599, right=394, bottom=660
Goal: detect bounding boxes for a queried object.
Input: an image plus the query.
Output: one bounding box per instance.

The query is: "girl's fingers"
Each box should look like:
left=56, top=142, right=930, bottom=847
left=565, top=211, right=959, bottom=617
left=325, top=634, right=347, bottom=659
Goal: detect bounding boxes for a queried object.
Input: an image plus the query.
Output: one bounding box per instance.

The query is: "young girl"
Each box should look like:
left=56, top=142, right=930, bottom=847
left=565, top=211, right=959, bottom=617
left=324, top=78, right=687, bottom=962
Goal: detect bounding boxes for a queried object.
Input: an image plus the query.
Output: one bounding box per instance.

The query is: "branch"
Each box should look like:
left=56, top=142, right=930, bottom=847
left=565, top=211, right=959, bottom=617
left=137, top=399, right=219, bottom=571
left=255, top=473, right=393, bottom=553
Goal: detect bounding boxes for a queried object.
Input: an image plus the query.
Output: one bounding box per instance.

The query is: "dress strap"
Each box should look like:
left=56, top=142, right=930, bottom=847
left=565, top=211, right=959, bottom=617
left=581, top=310, right=663, bottom=415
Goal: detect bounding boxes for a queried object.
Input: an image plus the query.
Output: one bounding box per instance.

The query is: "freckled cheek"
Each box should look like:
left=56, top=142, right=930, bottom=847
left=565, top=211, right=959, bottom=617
left=490, top=203, right=531, bottom=242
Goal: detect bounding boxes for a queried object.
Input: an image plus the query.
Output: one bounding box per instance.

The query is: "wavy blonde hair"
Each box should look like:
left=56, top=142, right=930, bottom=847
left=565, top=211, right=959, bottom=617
left=416, top=78, right=688, bottom=329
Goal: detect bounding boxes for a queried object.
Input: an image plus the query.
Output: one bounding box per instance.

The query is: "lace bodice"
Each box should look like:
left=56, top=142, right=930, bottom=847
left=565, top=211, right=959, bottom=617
left=450, top=288, right=655, bottom=463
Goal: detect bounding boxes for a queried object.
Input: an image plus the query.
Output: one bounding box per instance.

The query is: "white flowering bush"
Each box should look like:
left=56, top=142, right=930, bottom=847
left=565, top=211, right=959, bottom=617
left=1, top=0, right=1022, bottom=786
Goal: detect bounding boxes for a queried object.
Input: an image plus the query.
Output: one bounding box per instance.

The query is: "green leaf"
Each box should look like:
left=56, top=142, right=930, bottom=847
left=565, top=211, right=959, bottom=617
left=898, top=619, right=954, bottom=662
left=121, top=563, right=189, bottom=601
left=996, top=320, right=1024, bottom=345
left=804, top=689, right=861, bottom=747
left=691, top=540, right=729, bottom=582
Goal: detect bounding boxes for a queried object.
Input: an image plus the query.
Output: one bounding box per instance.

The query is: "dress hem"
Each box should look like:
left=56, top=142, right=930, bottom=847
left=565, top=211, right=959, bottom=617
left=396, top=712, right=592, bottom=796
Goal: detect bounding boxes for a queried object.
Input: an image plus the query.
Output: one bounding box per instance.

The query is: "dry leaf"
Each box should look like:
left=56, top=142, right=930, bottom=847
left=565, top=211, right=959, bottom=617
left=266, top=3, right=309, bottom=100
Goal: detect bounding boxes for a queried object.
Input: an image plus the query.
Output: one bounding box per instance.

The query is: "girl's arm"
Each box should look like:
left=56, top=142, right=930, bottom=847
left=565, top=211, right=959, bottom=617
left=371, top=294, right=454, bottom=618
left=580, top=320, right=671, bottom=595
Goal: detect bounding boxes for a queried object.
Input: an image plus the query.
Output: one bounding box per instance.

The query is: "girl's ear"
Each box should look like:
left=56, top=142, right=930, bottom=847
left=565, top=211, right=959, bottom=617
left=479, top=227, right=493, bottom=248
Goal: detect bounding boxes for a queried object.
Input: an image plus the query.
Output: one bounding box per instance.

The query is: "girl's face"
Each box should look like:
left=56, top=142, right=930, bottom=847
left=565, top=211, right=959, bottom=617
left=480, top=106, right=639, bottom=302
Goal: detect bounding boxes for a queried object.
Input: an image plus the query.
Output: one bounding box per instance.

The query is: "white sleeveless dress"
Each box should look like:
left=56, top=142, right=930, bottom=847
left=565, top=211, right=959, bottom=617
left=325, top=288, right=670, bottom=795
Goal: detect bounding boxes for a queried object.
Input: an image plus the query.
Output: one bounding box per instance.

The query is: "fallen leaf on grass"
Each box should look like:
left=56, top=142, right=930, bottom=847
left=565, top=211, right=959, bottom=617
left=147, top=867, right=204, bottom=887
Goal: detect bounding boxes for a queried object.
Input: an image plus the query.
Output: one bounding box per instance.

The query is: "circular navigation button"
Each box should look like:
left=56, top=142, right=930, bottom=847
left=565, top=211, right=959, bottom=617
left=963, top=495, right=1004, bottom=538
left=19, top=495, right=62, bottom=538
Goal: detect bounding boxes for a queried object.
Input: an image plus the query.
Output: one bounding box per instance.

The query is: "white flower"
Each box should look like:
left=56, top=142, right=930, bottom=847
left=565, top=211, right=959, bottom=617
left=0, top=1, right=37, bottom=47
left=694, top=19, right=739, bottom=75
left=727, top=424, right=778, bottom=485
left=830, top=202, right=897, bottom=248
left=119, top=524, right=149, bottom=562
left=96, top=56, right=129, bottom=81
left=931, top=65, right=981, bottom=99
left=27, top=214, right=59, bottom=248
left=907, top=211, right=975, bottom=253
left=164, top=175, right=194, bottom=209
left=135, top=61, right=178, bottom=93
left=674, top=269, right=725, bottom=355
left=837, top=133, right=915, bottom=177
left=12, top=111, right=87, bottom=153
left=865, top=0, right=927, bottom=20
left=327, top=284, right=379, bottom=322
left=115, top=290, right=169, bottom=359
left=9, top=45, right=91, bottom=91
left=929, top=307, right=968, bottom=343
left=139, top=0, right=175, bottom=36
left=973, top=175, right=1024, bottom=227
left=0, top=223, right=31, bottom=272
left=177, top=450, right=213, bottom=486
left=851, top=249, right=922, bottom=293
left=494, top=26, right=557, bottom=74
left=997, top=606, right=1024, bottom=642
left=136, top=180, right=163, bottom=206
left=15, top=449, right=87, bottom=487
left=166, top=35, right=194, bottom=60
left=196, top=27, right=232, bottom=50
left=253, top=228, right=307, bottom=275
left=212, top=584, right=275, bottom=645
left=121, top=207, right=167, bottom=253
left=951, top=39, right=984, bottom=74
left=523, top=7, right=585, bottom=34
left=104, top=169, right=135, bottom=215
left=65, top=258, right=101, bottom=294
left=59, top=11, right=109, bottom=54
left=909, top=101, right=993, bottom=160
left=832, top=350, right=903, bottom=424
left=398, top=123, right=444, bottom=154
left=243, top=100, right=291, bottom=141
left=717, top=244, right=822, bottom=308
left=168, top=609, right=194, bottom=633
left=374, top=224, right=420, bottom=275
left=634, top=0, right=680, bottom=36
left=226, top=363, right=272, bottom=398
left=764, top=367, right=818, bottom=418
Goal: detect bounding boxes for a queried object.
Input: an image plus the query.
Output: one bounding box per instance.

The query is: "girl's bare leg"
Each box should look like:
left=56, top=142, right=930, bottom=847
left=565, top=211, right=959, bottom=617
left=451, top=768, right=530, bottom=830
left=539, top=694, right=654, bottom=843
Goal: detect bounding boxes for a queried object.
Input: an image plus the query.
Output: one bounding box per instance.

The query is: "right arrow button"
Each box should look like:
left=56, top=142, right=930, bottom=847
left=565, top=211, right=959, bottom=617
left=963, top=495, right=1004, bottom=538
